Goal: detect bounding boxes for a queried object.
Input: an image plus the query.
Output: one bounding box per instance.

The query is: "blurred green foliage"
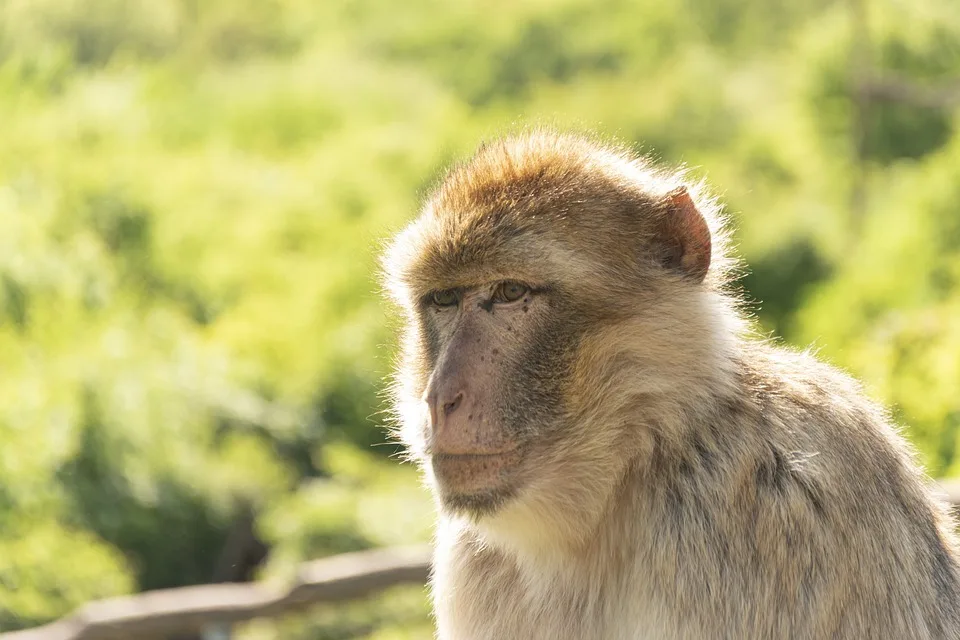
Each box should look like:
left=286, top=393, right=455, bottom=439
left=0, top=0, right=958, bottom=636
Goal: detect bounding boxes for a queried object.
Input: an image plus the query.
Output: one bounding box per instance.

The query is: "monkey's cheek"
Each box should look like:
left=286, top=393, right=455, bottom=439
left=430, top=452, right=521, bottom=496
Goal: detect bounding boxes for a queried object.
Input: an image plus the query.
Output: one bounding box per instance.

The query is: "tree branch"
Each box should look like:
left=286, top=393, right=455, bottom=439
left=861, top=76, right=960, bottom=110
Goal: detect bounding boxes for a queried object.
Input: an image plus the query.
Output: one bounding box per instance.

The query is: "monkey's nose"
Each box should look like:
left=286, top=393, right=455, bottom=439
left=443, top=393, right=463, bottom=417
left=424, top=382, right=511, bottom=456
left=426, top=385, right=466, bottom=433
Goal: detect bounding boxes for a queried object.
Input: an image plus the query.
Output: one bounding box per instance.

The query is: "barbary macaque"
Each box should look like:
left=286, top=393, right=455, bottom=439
left=382, top=131, right=960, bottom=639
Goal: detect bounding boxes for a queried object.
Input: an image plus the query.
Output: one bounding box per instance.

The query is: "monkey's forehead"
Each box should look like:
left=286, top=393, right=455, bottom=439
left=382, top=211, right=599, bottom=302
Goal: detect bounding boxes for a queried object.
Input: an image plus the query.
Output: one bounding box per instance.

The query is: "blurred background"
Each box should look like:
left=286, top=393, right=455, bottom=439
left=0, top=0, right=959, bottom=637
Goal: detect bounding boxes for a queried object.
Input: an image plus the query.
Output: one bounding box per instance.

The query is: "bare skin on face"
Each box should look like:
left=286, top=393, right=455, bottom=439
left=422, top=284, right=541, bottom=509
left=382, top=131, right=960, bottom=640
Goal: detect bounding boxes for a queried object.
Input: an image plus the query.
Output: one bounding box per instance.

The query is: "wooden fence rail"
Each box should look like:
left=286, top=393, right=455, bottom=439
left=0, top=545, right=432, bottom=640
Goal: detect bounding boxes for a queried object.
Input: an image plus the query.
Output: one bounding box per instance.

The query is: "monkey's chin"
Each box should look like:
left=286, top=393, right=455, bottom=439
left=430, top=452, right=521, bottom=517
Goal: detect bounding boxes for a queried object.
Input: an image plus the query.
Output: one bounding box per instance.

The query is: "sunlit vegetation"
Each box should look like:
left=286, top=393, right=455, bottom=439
left=0, top=0, right=958, bottom=635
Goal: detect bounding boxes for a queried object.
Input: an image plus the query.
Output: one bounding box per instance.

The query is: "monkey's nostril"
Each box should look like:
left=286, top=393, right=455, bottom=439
left=443, top=393, right=463, bottom=417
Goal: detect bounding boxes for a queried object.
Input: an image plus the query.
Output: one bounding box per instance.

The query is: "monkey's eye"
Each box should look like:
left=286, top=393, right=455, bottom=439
left=493, top=281, right=530, bottom=304
left=430, top=289, right=460, bottom=307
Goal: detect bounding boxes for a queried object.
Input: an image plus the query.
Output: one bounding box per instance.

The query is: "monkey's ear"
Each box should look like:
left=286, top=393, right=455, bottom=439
left=652, top=187, right=712, bottom=283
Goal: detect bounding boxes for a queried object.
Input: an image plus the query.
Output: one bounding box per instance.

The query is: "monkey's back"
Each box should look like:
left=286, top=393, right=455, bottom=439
left=629, top=344, right=960, bottom=638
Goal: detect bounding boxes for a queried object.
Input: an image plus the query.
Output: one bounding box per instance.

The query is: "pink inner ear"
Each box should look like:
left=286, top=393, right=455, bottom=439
left=665, top=187, right=712, bottom=283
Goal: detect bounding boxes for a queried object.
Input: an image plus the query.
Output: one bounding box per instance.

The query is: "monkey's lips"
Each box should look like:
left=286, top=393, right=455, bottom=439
left=430, top=450, right=522, bottom=497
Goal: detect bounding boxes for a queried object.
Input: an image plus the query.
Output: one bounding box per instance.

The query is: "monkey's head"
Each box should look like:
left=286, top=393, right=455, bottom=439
left=383, top=131, right=737, bottom=534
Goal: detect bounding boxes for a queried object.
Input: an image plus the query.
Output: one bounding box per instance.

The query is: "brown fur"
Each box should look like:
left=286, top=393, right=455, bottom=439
left=382, top=130, right=960, bottom=639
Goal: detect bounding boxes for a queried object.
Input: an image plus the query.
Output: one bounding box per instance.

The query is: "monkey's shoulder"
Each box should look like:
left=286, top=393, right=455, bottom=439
left=728, top=342, right=960, bottom=569
left=734, top=343, right=904, bottom=451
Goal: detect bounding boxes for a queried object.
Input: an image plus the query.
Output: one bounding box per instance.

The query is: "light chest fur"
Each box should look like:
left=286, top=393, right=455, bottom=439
left=434, top=514, right=684, bottom=640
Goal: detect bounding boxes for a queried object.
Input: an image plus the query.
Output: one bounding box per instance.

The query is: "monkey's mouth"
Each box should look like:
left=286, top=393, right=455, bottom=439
left=430, top=451, right=522, bottom=498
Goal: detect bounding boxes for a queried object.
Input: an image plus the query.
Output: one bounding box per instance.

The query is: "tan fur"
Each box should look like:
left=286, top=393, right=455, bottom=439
left=382, top=130, right=960, bottom=639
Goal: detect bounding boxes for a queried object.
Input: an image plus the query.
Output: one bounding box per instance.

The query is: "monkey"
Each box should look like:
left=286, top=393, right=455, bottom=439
left=381, top=130, right=960, bottom=639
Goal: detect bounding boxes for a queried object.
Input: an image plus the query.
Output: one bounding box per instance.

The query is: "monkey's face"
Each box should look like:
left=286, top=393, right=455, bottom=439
left=412, top=277, right=574, bottom=516
left=383, top=132, right=716, bottom=520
